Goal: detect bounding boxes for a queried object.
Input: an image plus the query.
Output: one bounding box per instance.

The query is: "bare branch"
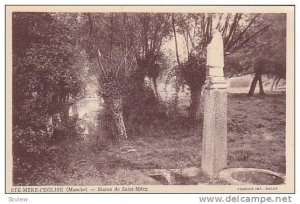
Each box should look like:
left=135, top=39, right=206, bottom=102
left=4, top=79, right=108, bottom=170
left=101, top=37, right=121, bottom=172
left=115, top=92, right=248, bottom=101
left=172, top=14, right=181, bottom=65
left=87, top=13, right=107, bottom=76
left=150, top=19, right=162, bottom=53
left=205, top=15, right=210, bottom=43
left=224, top=13, right=242, bottom=49
left=109, top=13, right=114, bottom=62
left=123, top=14, right=128, bottom=73
left=225, top=14, right=258, bottom=52
left=116, top=32, right=141, bottom=77
left=155, top=16, right=170, bottom=57
left=216, top=13, right=223, bottom=30
left=221, top=13, right=231, bottom=37
left=87, top=13, right=94, bottom=37
left=97, top=49, right=106, bottom=75
left=180, top=16, right=198, bottom=54
left=230, top=25, right=270, bottom=54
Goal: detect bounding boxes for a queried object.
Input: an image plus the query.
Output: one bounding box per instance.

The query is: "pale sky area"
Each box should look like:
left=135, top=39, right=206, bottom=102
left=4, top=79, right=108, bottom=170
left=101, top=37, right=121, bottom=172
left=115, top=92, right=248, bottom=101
left=162, top=34, right=189, bottom=67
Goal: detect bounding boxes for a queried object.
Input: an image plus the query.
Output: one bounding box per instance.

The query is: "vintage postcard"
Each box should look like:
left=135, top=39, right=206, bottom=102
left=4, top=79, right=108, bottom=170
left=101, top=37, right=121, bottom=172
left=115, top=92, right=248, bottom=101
left=5, top=5, right=295, bottom=193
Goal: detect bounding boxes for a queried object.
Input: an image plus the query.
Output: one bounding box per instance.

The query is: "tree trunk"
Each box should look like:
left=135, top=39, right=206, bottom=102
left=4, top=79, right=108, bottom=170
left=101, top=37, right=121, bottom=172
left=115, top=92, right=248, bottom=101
left=172, top=14, right=181, bottom=65
left=111, top=108, right=127, bottom=141
left=271, top=77, right=277, bottom=91
left=275, top=78, right=281, bottom=89
left=97, top=110, right=111, bottom=147
left=248, top=73, right=259, bottom=96
left=258, top=74, right=265, bottom=95
left=152, top=78, right=159, bottom=100
left=190, top=87, right=202, bottom=122
left=106, top=97, right=127, bottom=141
left=195, top=86, right=205, bottom=122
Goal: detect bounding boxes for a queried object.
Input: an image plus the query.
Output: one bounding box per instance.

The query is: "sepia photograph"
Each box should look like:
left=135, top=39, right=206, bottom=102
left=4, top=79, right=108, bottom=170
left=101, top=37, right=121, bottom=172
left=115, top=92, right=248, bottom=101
left=5, top=5, right=295, bottom=193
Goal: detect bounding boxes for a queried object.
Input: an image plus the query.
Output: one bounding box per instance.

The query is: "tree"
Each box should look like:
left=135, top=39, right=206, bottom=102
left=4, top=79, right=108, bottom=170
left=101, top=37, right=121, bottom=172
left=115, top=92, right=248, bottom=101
left=84, top=13, right=141, bottom=141
left=171, top=13, right=271, bottom=120
left=134, top=13, right=172, bottom=100
left=12, top=12, right=83, bottom=179
left=122, top=13, right=173, bottom=134
left=83, top=13, right=174, bottom=140
left=245, top=14, right=286, bottom=96
left=13, top=12, right=82, bottom=129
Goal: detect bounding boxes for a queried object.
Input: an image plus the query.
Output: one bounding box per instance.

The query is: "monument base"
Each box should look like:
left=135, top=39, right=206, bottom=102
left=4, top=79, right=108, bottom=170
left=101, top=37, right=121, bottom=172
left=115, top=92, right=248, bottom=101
left=201, top=88, right=227, bottom=176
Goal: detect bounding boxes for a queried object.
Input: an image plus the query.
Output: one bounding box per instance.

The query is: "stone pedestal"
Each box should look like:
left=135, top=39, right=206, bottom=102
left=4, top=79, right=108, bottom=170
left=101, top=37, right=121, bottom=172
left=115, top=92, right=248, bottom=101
left=201, top=31, right=228, bottom=176
left=202, top=88, right=227, bottom=176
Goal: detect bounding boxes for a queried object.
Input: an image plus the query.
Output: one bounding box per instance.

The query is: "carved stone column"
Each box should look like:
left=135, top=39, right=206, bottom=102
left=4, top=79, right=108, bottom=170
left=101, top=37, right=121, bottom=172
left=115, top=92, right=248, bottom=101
left=201, top=31, right=228, bottom=176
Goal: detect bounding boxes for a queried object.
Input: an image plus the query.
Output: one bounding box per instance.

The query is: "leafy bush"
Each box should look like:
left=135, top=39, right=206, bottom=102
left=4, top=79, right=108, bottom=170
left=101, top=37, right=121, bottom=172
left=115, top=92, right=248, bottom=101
left=13, top=127, right=50, bottom=156
left=12, top=13, right=84, bottom=185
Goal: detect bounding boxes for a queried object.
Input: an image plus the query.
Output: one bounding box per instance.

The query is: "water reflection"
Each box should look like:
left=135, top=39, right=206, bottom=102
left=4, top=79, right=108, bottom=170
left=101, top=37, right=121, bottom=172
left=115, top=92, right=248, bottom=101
left=68, top=78, right=104, bottom=140
left=69, top=97, right=103, bottom=139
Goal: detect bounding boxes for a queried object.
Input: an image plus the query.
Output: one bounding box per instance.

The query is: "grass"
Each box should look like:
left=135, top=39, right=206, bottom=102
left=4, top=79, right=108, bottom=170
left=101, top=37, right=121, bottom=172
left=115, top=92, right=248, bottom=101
left=14, top=91, right=286, bottom=186
left=227, top=92, right=286, bottom=174
left=228, top=75, right=253, bottom=88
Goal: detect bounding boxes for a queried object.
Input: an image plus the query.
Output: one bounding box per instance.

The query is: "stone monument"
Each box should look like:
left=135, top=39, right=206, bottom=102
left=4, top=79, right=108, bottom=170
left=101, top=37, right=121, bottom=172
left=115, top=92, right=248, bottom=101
left=201, top=31, right=228, bottom=176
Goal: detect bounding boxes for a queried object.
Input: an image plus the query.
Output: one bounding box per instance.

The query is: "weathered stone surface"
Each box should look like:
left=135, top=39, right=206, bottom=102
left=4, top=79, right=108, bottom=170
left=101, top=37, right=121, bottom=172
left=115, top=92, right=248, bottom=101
left=181, top=167, right=201, bottom=178
left=201, top=31, right=228, bottom=176
left=142, top=169, right=172, bottom=184
left=120, top=145, right=136, bottom=153
left=219, top=168, right=285, bottom=185
left=207, top=31, right=224, bottom=68
left=202, top=90, right=227, bottom=176
left=206, top=31, right=227, bottom=90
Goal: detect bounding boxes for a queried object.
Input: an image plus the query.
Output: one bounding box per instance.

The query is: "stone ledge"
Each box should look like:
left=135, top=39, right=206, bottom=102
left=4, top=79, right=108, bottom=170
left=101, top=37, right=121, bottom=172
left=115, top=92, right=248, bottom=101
left=219, top=168, right=285, bottom=185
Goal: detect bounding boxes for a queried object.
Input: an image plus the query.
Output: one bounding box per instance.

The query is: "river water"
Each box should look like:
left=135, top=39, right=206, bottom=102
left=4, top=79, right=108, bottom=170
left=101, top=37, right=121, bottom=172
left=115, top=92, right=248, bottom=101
left=68, top=80, right=103, bottom=139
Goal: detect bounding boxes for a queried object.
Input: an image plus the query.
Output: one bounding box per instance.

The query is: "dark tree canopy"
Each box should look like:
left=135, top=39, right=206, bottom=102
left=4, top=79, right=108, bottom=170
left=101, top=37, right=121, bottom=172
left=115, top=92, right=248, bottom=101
left=12, top=13, right=84, bottom=161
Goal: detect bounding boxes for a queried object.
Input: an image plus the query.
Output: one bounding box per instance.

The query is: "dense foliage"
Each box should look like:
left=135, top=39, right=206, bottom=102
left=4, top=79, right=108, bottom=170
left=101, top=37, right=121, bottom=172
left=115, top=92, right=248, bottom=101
left=12, top=12, right=82, bottom=167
